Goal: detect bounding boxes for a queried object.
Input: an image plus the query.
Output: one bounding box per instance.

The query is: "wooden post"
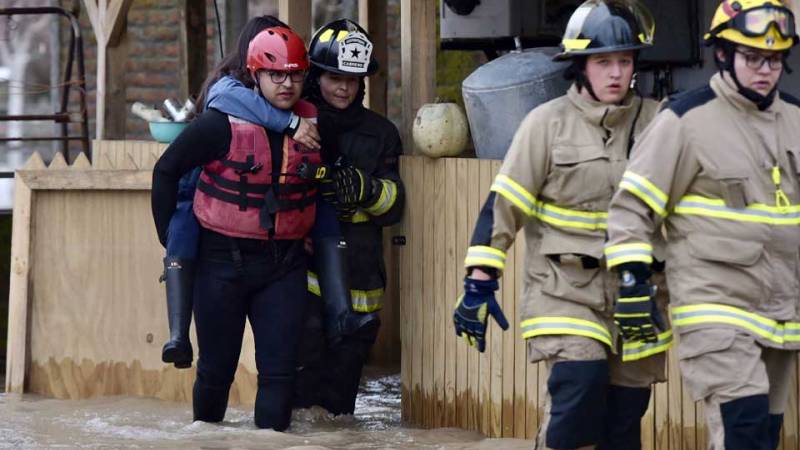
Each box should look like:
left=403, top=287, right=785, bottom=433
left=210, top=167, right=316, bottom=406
left=359, top=0, right=388, bottom=115
left=279, top=0, right=312, bottom=44
left=82, top=0, right=134, bottom=140
left=223, top=0, right=248, bottom=57
left=401, top=0, right=437, bottom=154
left=179, top=0, right=208, bottom=99
left=104, top=24, right=128, bottom=139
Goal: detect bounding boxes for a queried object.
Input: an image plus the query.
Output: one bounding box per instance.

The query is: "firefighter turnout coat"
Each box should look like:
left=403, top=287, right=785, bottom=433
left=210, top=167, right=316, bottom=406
left=605, top=73, right=800, bottom=351
left=467, top=84, right=668, bottom=361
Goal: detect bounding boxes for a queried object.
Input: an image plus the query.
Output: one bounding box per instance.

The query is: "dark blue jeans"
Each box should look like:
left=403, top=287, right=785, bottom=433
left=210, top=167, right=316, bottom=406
left=191, top=231, right=309, bottom=431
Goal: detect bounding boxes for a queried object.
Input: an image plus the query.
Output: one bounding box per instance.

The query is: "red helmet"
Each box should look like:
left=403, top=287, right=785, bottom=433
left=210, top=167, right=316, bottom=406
left=246, top=27, right=309, bottom=77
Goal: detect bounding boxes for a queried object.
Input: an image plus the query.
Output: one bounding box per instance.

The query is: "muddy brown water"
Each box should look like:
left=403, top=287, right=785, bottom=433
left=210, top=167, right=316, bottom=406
left=0, top=371, right=531, bottom=449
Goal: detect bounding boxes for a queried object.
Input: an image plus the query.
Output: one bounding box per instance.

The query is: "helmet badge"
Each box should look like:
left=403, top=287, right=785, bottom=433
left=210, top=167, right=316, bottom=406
left=766, top=35, right=776, bottom=47
left=337, top=31, right=373, bottom=74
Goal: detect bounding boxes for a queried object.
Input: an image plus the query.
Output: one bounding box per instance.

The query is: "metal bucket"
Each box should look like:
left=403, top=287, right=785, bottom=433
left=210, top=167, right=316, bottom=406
left=462, top=48, right=570, bottom=160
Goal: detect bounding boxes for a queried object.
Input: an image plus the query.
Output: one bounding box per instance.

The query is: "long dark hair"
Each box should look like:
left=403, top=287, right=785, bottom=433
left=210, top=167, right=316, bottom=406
left=195, top=15, right=289, bottom=112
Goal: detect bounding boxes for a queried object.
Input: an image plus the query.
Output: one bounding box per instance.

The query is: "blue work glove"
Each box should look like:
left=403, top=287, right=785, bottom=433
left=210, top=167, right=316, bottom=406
left=615, top=262, right=666, bottom=343
left=332, top=166, right=379, bottom=207
left=453, top=276, right=509, bottom=352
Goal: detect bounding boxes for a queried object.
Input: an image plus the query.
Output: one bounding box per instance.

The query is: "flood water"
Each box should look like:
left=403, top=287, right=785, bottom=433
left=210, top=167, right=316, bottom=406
left=0, top=370, right=530, bottom=449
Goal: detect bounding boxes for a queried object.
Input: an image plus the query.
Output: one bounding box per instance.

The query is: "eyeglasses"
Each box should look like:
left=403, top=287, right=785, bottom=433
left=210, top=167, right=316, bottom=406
left=735, top=50, right=784, bottom=70
left=264, top=70, right=306, bottom=84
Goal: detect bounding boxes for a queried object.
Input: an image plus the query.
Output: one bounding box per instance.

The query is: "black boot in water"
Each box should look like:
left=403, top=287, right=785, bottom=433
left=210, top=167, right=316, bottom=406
left=161, top=256, right=195, bottom=368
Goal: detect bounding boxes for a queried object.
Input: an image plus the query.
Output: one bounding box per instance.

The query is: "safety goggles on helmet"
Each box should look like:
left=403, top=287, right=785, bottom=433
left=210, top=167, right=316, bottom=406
left=712, top=4, right=796, bottom=38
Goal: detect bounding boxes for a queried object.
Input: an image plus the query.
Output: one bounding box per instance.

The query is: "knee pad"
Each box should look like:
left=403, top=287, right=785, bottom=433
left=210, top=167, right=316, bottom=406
left=546, top=360, right=609, bottom=449
left=720, top=395, right=770, bottom=450
left=768, top=414, right=783, bottom=450
left=597, top=385, right=651, bottom=450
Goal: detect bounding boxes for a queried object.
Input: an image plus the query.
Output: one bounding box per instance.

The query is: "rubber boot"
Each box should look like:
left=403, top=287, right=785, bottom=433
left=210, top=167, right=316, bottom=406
left=720, top=395, right=771, bottom=450
left=161, top=256, right=195, bottom=369
left=313, top=237, right=379, bottom=345
left=597, top=385, right=651, bottom=450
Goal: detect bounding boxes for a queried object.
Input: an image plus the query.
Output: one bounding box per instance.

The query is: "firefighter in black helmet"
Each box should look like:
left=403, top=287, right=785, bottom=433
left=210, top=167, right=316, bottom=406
left=294, top=18, right=405, bottom=415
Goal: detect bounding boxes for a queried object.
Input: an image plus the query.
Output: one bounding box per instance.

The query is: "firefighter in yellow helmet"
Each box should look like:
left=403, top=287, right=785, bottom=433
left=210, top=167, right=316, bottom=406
left=605, top=0, right=800, bottom=448
left=453, top=1, right=669, bottom=448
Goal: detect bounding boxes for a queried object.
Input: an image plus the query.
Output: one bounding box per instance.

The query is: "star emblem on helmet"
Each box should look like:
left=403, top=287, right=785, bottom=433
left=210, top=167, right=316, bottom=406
left=337, top=31, right=373, bottom=74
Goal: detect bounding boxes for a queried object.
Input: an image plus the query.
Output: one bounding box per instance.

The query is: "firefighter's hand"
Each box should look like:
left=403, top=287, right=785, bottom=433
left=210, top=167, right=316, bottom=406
left=615, top=262, right=665, bottom=343
left=453, top=276, right=508, bottom=352
left=288, top=117, right=321, bottom=150
left=332, top=166, right=379, bottom=207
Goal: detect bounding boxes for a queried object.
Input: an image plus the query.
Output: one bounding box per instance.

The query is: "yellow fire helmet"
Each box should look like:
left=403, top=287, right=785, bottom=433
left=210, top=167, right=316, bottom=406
left=705, top=0, right=798, bottom=50
left=554, top=0, right=655, bottom=61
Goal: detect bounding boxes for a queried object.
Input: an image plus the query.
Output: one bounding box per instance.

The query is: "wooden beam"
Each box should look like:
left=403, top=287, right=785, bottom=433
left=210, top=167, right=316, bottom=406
left=179, top=0, right=208, bottom=99
left=223, top=0, right=248, bottom=56
left=105, top=27, right=128, bottom=140
left=401, top=0, right=437, bottom=154
left=82, top=0, right=134, bottom=140
left=279, top=0, right=312, bottom=44
left=359, top=0, right=388, bottom=115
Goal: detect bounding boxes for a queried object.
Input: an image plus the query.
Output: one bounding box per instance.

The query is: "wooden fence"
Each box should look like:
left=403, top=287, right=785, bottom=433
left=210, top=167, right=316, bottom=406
left=397, top=155, right=800, bottom=449
left=3, top=140, right=399, bottom=402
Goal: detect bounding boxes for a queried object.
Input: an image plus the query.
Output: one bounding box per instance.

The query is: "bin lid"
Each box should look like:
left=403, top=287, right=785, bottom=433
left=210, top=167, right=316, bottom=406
left=462, top=48, right=568, bottom=92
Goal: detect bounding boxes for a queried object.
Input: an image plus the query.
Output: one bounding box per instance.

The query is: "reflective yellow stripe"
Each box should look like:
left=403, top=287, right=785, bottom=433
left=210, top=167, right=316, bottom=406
left=535, top=202, right=607, bottom=230
left=307, top=271, right=321, bottom=296
left=622, top=329, right=673, bottom=362
left=619, top=171, right=668, bottom=217
left=491, top=174, right=535, bottom=215
left=562, top=38, right=591, bottom=50
left=352, top=288, right=384, bottom=312
left=364, top=179, right=398, bottom=216
left=618, top=296, right=651, bottom=303
left=492, top=174, right=606, bottom=231
left=674, top=195, right=800, bottom=225
left=339, top=210, right=370, bottom=223
left=604, top=242, right=653, bottom=268
left=672, top=303, right=800, bottom=345
left=464, top=245, right=506, bottom=270
left=520, top=317, right=612, bottom=347
left=307, top=272, right=384, bottom=312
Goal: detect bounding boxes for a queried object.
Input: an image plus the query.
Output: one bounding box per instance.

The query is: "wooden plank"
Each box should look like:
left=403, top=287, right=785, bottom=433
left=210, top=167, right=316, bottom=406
left=781, top=358, right=798, bottom=449
left=642, top=387, right=655, bottom=449
left=513, top=232, right=527, bottom=439
left=443, top=158, right=458, bottom=427
left=410, top=156, right=424, bottom=425
left=104, top=0, right=134, bottom=45
left=454, top=157, right=470, bottom=430
left=400, top=0, right=436, bottom=153
left=105, top=26, right=129, bottom=140
left=431, top=157, right=446, bottom=428
left=17, top=170, right=151, bottom=191
left=696, top=401, right=706, bottom=450
left=223, top=0, right=248, bottom=57
left=399, top=157, right=412, bottom=422
left=496, top=160, right=514, bottom=438
left=4, top=159, right=39, bottom=393
left=667, top=337, right=683, bottom=450
left=682, top=367, right=697, bottom=450
left=358, top=0, right=388, bottom=115
left=179, top=0, right=208, bottom=99
left=278, top=0, right=312, bottom=44
left=467, top=159, right=482, bottom=431
left=654, top=368, right=669, bottom=449
left=479, top=161, right=495, bottom=436
left=422, top=157, right=436, bottom=427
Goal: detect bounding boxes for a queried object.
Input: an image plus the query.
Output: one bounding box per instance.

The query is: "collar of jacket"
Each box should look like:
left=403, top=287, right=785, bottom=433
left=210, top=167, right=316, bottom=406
left=567, top=83, right=639, bottom=131
left=712, top=72, right=781, bottom=117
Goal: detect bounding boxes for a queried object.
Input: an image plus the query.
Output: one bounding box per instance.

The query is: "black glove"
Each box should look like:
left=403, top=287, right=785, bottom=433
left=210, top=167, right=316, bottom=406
left=332, top=166, right=379, bottom=207
left=453, top=276, right=509, bottom=352
left=615, top=262, right=665, bottom=343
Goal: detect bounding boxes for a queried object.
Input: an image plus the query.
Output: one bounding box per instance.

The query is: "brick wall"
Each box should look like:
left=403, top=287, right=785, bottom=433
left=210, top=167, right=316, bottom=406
left=66, top=0, right=220, bottom=141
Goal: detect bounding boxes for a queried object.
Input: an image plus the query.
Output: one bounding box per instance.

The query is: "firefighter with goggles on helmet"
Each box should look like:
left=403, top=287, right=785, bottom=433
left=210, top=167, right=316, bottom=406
left=453, top=1, right=671, bottom=449
left=604, top=0, right=800, bottom=448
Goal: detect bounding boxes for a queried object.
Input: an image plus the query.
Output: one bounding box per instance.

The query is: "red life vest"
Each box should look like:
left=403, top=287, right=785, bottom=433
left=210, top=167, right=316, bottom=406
left=193, top=100, right=320, bottom=240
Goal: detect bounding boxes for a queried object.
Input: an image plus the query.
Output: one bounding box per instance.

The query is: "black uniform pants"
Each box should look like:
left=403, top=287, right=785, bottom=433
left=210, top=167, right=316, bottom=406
left=192, top=232, right=308, bottom=431
left=293, top=294, right=378, bottom=415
